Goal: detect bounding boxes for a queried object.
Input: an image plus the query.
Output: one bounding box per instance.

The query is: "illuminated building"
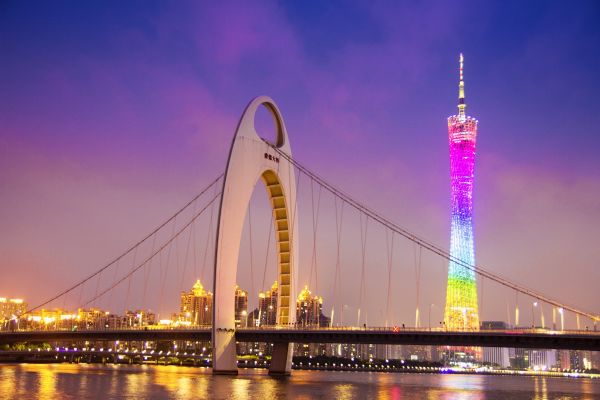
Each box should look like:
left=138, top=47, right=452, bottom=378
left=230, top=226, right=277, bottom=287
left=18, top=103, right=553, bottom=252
left=234, top=285, right=248, bottom=328
left=483, top=347, right=510, bottom=368
left=24, top=308, right=78, bottom=330
left=77, top=308, right=108, bottom=329
left=481, top=321, right=509, bottom=367
left=180, top=279, right=213, bottom=325
left=444, top=53, right=480, bottom=331
left=402, top=345, right=433, bottom=362
left=294, top=285, right=329, bottom=357
left=122, top=309, right=156, bottom=327
left=0, top=298, right=27, bottom=328
left=296, top=285, right=323, bottom=326
left=258, top=281, right=278, bottom=326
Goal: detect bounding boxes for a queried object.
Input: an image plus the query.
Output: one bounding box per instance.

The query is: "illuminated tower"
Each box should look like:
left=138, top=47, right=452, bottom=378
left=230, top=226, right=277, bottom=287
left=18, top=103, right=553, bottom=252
left=444, top=54, right=480, bottom=331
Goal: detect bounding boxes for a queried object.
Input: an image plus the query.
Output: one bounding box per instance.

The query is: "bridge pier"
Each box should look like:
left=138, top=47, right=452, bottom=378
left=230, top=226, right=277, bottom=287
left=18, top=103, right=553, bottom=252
left=269, top=342, right=293, bottom=376
left=212, top=330, right=238, bottom=375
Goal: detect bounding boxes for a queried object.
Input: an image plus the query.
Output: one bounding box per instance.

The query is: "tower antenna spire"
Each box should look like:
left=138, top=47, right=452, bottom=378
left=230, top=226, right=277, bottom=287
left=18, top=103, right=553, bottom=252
left=458, top=53, right=466, bottom=118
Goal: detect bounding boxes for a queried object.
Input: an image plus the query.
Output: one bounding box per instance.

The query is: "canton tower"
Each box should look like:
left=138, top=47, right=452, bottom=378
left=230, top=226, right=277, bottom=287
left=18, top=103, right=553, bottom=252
left=444, top=54, right=480, bottom=331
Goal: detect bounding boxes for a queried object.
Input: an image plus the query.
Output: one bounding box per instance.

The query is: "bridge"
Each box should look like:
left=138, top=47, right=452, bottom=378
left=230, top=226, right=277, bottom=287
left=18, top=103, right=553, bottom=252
left=1, top=327, right=599, bottom=352
left=3, top=96, right=599, bottom=375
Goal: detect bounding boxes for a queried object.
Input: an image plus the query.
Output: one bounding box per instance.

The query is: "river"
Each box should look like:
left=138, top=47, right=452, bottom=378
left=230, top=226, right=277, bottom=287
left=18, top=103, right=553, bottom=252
left=1, top=364, right=599, bottom=399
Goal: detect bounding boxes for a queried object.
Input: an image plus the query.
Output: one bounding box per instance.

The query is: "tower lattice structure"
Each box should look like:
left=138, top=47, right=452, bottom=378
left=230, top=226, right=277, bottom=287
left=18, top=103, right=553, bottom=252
left=444, top=53, right=480, bottom=331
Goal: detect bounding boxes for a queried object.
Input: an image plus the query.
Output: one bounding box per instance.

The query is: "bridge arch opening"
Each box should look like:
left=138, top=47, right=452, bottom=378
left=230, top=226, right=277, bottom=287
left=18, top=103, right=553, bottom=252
left=254, top=102, right=284, bottom=148
left=212, top=96, right=298, bottom=375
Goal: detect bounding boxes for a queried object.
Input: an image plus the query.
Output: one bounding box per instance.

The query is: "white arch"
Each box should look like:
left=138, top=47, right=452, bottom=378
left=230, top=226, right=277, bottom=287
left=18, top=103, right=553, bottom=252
left=212, top=96, right=298, bottom=375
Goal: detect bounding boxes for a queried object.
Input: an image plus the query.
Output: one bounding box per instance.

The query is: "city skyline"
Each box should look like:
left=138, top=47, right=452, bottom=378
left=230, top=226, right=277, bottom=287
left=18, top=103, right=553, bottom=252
left=0, top=279, right=330, bottom=330
left=1, top=2, right=599, bottom=328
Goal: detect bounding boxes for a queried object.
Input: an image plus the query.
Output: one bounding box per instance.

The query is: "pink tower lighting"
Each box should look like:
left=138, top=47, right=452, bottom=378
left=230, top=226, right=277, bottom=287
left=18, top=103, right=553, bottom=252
left=444, top=53, right=480, bottom=332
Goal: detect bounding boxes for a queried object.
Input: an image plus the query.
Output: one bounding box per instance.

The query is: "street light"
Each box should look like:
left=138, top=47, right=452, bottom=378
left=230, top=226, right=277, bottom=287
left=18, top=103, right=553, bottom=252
left=532, top=302, right=538, bottom=328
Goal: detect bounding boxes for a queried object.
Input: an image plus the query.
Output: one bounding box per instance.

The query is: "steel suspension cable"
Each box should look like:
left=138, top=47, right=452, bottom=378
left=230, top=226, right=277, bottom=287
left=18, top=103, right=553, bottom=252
left=261, top=206, right=275, bottom=293
left=159, top=216, right=177, bottom=317
left=22, top=173, right=224, bottom=316
left=248, top=203, right=255, bottom=305
left=357, top=213, right=369, bottom=327
left=308, top=179, right=322, bottom=294
left=83, top=191, right=222, bottom=307
left=333, top=197, right=344, bottom=326
left=179, top=215, right=196, bottom=291
left=267, top=143, right=599, bottom=322
left=414, top=244, right=422, bottom=328
left=200, top=184, right=218, bottom=281
left=142, top=232, right=157, bottom=311
left=384, top=230, right=394, bottom=328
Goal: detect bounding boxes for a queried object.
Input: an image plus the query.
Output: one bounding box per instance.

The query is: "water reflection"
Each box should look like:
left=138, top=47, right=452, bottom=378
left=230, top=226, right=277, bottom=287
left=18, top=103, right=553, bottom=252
left=332, top=383, right=355, bottom=400
left=376, top=383, right=401, bottom=400
left=38, top=367, right=57, bottom=399
left=0, top=366, right=15, bottom=395
left=533, top=376, right=549, bottom=400
left=231, top=375, right=251, bottom=399
left=125, top=367, right=151, bottom=397
left=0, top=364, right=599, bottom=399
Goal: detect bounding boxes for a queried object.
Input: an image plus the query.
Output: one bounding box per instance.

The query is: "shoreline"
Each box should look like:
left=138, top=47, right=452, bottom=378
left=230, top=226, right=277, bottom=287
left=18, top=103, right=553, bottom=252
left=1, top=358, right=598, bottom=380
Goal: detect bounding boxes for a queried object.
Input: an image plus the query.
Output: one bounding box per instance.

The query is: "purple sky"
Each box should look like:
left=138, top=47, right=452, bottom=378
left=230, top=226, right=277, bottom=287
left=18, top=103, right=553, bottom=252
left=1, top=1, right=599, bottom=327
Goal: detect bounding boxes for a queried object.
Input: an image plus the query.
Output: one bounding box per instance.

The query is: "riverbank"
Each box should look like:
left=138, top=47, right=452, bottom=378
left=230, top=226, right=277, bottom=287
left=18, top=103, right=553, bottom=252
left=1, top=353, right=598, bottom=380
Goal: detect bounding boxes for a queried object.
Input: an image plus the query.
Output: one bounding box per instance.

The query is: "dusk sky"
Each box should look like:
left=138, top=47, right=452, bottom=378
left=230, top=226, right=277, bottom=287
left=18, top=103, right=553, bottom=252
left=1, top=1, right=599, bottom=327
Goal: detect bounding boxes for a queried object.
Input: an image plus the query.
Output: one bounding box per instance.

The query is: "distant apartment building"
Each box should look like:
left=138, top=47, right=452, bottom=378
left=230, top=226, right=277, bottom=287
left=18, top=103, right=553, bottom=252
left=294, top=285, right=329, bottom=357
left=0, top=298, right=27, bottom=321
left=509, top=348, right=557, bottom=370
left=180, top=279, right=213, bottom=325
left=483, top=347, right=510, bottom=368
left=480, top=321, right=510, bottom=368
left=296, top=285, right=323, bottom=326
left=258, top=281, right=278, bottom=326
left=234, top=285, right=248, bottom=328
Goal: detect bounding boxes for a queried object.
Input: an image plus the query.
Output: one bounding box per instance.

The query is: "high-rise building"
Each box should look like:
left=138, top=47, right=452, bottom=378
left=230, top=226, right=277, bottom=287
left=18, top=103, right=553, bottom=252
left=180, top=279, right=213, bottom=326
left=234, top=285, right=248, bottom=328
left=258, top=281, right=278, bottom=326
left=509, top=348, right=557, bottom=370
left=294, top=285, right=329, bottom=357
left=296, top=285, right=323, bottom=326
left=483, top=347, right=510, bottom=368
left=444, top=53, right=480, bottom=331
left=0, top=298, right=27, bottom=322
left=480, top=321, right=510, bottom=368
left=122, top=309, right=156, bottom=328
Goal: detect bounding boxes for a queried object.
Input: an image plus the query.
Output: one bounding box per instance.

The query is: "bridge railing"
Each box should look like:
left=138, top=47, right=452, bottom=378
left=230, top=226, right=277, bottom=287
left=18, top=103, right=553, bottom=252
left=0, top=325, right=212, bottom=333
left=237, top=325, right=600, bottom=335
left=2, top=324, right=599, bottom=336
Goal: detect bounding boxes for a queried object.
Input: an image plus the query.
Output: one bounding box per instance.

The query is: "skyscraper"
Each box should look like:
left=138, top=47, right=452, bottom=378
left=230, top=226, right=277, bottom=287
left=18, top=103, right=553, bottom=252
left=234, top=285, right=248, bottom=328
left=258, top=281, right=278, bottom=326
left=180, top=279, right=213, bottom=326
left=296, top=285, right=323, bottom=327
left=444, top=54, right=480, bottom=331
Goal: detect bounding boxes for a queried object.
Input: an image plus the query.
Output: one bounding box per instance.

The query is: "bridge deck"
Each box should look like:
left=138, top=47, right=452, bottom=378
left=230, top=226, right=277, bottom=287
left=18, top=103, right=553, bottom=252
left=0, top=328, right=598, bottom=351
